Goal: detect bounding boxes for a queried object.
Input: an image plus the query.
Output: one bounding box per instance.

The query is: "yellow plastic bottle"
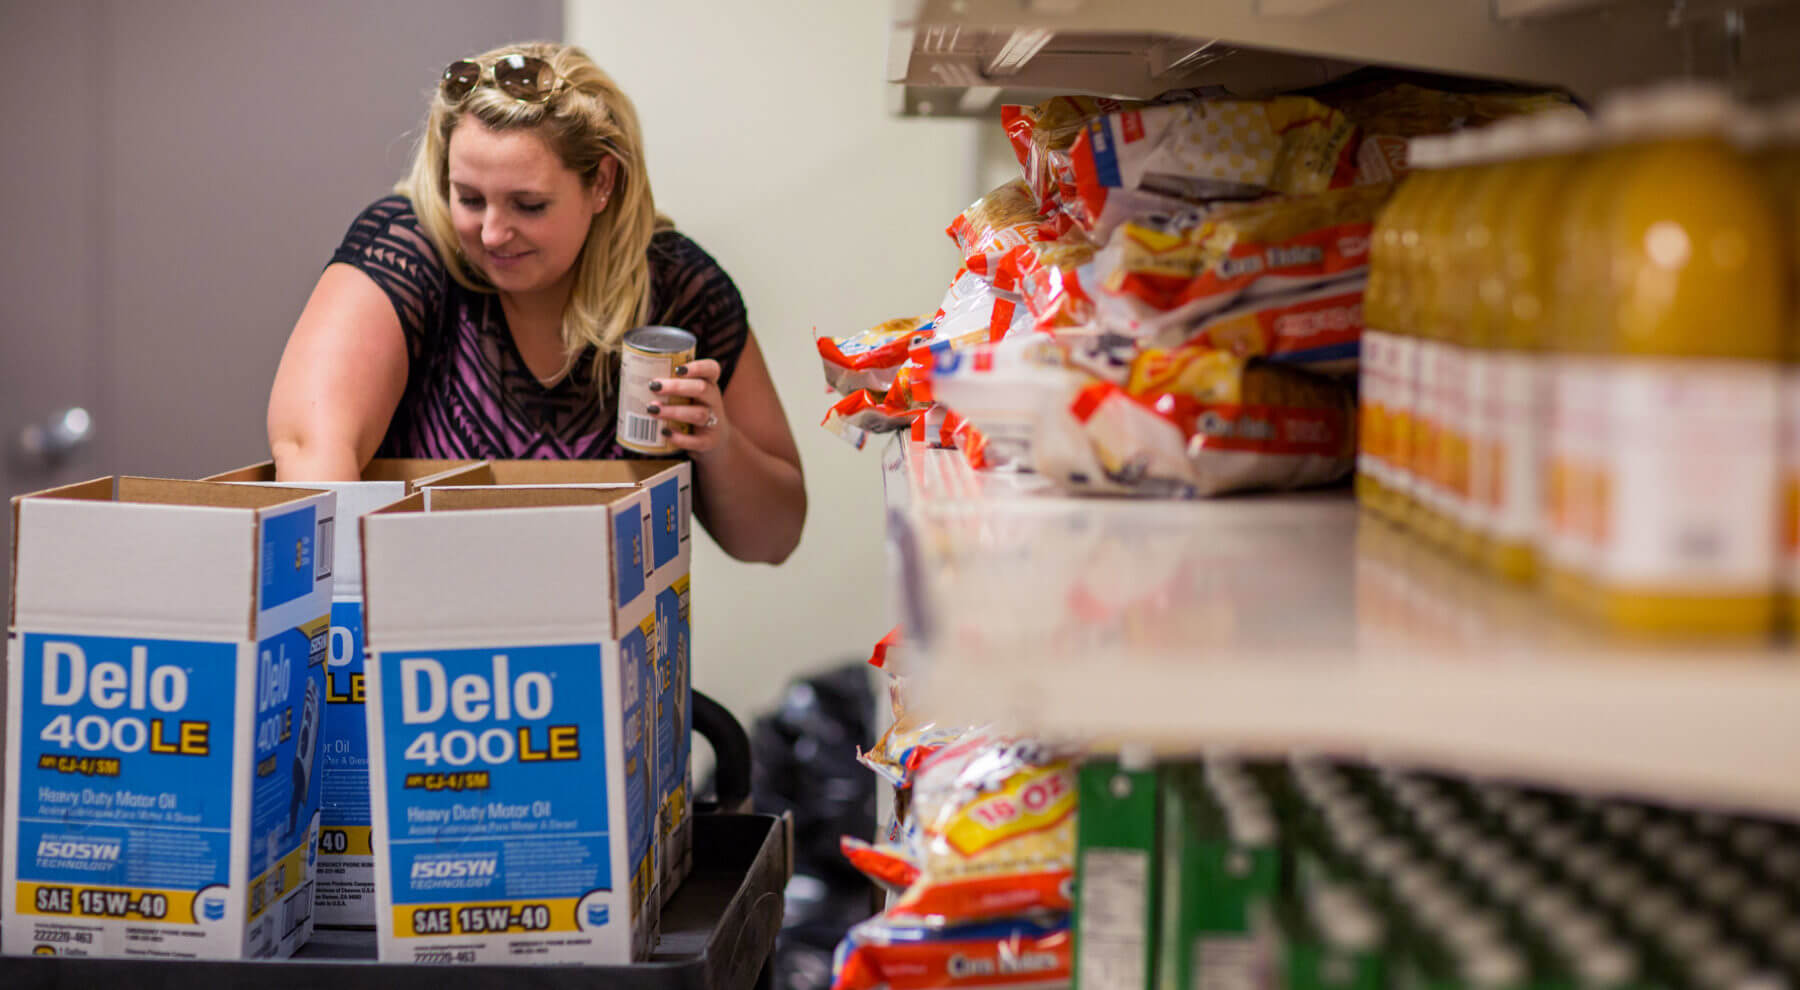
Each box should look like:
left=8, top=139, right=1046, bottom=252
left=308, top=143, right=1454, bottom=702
left=1542, top=103, right=1641, bottom=620
left=1359, top=166, right=1421, bottom=520
left=1449, top=124, right=1526, bottom=566
left=1589, top=84, right=1789, bottom=639
left=1486, top=110, right=1594, bottom=584
left=1411, top=134, right=1481, bottom=550
left=1754, top=104, right=1800, bottom=632
left=1388, top=136, right=1450, bottom=532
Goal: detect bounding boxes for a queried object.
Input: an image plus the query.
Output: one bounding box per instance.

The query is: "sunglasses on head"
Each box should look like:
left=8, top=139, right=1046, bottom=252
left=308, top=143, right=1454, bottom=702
left=441, top=53, right=566, bottom=104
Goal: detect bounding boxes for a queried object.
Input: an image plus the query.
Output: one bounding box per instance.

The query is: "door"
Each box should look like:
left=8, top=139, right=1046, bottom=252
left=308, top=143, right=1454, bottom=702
left=0, top=0, right=560, bottom=913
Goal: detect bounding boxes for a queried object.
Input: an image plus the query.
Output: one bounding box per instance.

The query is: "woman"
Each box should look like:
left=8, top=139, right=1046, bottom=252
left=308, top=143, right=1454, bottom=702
left=267, top=42, right=804, bottom=564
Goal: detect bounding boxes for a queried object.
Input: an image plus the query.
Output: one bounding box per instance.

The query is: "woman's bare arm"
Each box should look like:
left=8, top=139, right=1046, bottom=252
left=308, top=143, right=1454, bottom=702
left=267, top=263, right=410, bottom=481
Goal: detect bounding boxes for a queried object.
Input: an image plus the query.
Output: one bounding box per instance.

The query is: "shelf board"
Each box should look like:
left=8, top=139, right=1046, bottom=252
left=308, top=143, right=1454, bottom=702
left=883, top=442, right=1800, bottom=819
left=889, top=0, right=1800, bottom=116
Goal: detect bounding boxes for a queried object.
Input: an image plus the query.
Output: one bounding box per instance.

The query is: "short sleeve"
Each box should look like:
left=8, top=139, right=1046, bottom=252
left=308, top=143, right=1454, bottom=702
left=648, top=231, right=750, bottom=391
left=328, top=196, right=448, bottom=360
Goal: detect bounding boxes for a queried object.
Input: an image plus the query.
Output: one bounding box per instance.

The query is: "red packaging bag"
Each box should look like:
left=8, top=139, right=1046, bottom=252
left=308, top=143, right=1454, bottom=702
left=946, top=180, right=1076, bottom=293
left=1068, top=95, right=1359, bottom=217
left=819, top=314, right=936, bottom=395
left=1070, top=347, right=1356, bottom=496
left=1091, top=183, right=1389, bottom=337
left=1165, top=278, right=1367, bottom=375
left=831, top=915, right=1070, bottom=990
left=886, top=739, right=1076, bottom=926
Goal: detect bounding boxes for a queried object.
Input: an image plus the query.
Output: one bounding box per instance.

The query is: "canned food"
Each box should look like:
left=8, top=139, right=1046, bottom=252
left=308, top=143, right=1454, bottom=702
left=617, top=325, right=698, bottom=455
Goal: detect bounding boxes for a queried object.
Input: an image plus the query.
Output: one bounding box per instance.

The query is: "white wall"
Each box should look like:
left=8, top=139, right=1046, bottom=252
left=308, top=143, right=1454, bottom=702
left=567, top=2, right=983, bottom=724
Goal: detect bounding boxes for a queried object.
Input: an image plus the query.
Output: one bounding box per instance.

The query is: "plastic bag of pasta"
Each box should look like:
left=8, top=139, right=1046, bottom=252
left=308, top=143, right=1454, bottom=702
left=1161, top=278, right=1367, bottom=375
left=857, top=717, right=971, bottom=792
left=1067, top=96, right=1359, bottom=217
left=1070, top=347, right=1356, bottom=496
left=1092, top=183, right=1389, bottom=337
left=886, top=738, right=1076, bottom=926
left=1001, top=89, right=1229, bottom=213
left=946, top=179, right=1076, bottom=293
left=1314, top=79, right=1579, bottom=181
left=840, top=836, right=922, bottom=893
left=933, top=268, right=1035, bottom=344
left=819, top=314, right=936, bottom=395
left=1013, top=228, right=1101, bottom=331
left=822, top=389, right=926, bottom=448
left=831, top=914, right=1071, bottom=990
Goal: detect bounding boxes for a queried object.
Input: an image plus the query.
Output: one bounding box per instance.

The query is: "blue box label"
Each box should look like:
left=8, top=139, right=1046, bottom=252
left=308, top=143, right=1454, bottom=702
left=376, top=643, right=629, bottom=920
left=261, top=506, right=318, bottom=611
left=13, top=633, right=237, bottom=918
left=653, top=583, right=690, bottom=848
left=650, top=479, right=680, bottom=570
left=618, top=625, right=653, bottom=910
left=322, top=600, right=369, bottom=835
left=247, top=618, right=328, bottom=926
left=613, top=509, right=646, bottom=606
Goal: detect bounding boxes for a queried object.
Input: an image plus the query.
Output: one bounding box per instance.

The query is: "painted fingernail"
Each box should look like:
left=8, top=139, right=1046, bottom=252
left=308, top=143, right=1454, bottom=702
left=647, top=403, right=661, bottom=415
left=648, top=380, right=662, bottom=393
left=675, top=365, right=688, bottom=377
left=661, top=427, right=672, bottom=437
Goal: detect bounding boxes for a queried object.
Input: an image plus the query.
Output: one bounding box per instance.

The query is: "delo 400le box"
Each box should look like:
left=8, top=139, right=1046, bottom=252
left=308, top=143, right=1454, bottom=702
left=420, top=460, right=693, bottom=909
left=3, top=477, right=335, bottom=959
left=202, top=458, right=481, bottom=928
left=360, top=485, right=664, bottom=964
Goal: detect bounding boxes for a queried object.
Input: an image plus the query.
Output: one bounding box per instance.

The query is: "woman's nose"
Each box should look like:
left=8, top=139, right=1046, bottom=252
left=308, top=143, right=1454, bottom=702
left=481, top=209, right=512, bottom=248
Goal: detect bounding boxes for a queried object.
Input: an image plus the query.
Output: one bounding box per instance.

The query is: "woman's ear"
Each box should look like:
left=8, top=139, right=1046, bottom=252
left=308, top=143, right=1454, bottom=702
left=592, top=156, right=619, bottom=214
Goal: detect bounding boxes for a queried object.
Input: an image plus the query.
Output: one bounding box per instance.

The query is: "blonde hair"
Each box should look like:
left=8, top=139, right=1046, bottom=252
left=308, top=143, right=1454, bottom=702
left=398, top=41, right=665, bottom=384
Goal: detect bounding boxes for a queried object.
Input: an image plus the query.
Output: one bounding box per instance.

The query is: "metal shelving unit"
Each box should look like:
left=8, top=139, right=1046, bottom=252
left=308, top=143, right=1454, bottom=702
left=889, top=0, right=1800, bottom=115
left=877, top=0, right=1800, bottom=821
left=883, top=441, right=1800, bottom=819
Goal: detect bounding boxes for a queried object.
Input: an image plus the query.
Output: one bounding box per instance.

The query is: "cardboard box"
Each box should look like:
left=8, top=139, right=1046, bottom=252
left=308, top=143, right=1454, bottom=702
left=360, top=486, right=664, bottom=964
left=1157, top=763, right=1282, bottom=990
left=201, top=458, right=481, bottom=928
left=1075, top=757, right=1160, bottom=990
left=420, top=460, right=694, bottom=909
left=4, top=477, right=336, bottom=959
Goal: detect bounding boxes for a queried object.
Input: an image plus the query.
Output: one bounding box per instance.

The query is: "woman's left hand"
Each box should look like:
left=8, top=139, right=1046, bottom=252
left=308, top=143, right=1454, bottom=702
left=649, top=359, right=730, bottom=458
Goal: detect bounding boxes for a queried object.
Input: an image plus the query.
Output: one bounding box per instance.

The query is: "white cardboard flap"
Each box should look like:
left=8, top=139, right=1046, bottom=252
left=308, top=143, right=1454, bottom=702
left=14, top=498, right=258, bottom=640
left=362, top=505, right=620, bottom=651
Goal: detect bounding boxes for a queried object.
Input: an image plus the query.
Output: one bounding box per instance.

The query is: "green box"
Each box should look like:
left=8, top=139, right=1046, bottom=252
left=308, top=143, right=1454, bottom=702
left=1075, top=758, right=1160, bottom=990
left=1157, top=763, right=1283, bottom=990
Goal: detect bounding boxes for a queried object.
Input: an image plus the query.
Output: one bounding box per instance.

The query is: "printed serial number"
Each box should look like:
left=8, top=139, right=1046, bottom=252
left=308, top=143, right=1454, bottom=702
left=414, top=950, right=479, bottom=964
left=31, top=928, right=92, bottom=944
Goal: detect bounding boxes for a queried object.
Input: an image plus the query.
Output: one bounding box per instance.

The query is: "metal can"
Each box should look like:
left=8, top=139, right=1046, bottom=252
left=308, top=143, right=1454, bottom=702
left=617, top=325, right=698, bottom=455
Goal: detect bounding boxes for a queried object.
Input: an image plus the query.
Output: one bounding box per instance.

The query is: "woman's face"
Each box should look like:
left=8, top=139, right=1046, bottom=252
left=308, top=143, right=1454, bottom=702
left=445, top=117, right=611, bottom=297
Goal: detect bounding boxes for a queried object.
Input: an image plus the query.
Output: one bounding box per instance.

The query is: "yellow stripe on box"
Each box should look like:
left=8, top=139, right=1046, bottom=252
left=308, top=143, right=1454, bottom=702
left=247, top=837, right=313, bottom=922
left=300, top=614, right=331, bottom=647
left=391, top=896, right=584, bottom=937
left=14, top=882, right=200, bottom=925
left=319, top=824, right=375, bottom=857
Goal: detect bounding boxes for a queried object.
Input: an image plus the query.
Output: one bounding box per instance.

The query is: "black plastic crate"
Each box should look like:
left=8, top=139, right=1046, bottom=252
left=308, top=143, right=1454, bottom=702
left=0, top=813, right=789, bottom=990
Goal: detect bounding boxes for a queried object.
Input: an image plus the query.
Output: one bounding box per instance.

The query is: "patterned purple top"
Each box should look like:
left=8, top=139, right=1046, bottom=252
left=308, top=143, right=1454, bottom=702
left=330, top=196, right=749, bottom=460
